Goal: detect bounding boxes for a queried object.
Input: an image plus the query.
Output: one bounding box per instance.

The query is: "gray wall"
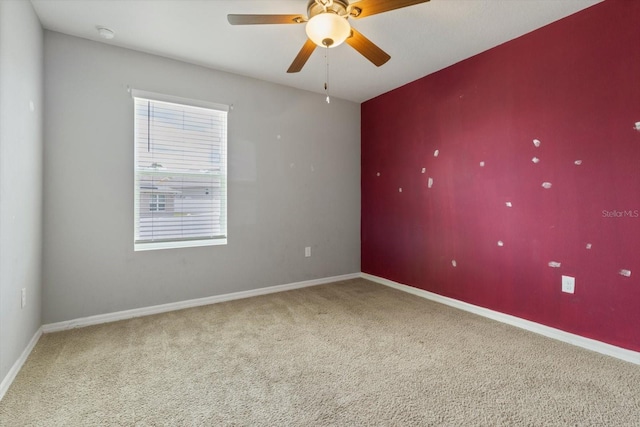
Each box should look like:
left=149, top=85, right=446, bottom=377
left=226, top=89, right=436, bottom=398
left=43, top=32, right=361, bottom=324
left=0, top=1, right=44, bottom=382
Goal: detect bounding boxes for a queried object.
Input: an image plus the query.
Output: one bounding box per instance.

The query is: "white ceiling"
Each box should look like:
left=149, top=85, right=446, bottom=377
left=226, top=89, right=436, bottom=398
left=31, top=0, right=602, bottom=103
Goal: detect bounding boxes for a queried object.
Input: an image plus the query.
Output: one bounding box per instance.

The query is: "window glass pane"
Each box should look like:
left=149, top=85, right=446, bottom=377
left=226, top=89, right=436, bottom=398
left=133, top=94, right=227, bottom=250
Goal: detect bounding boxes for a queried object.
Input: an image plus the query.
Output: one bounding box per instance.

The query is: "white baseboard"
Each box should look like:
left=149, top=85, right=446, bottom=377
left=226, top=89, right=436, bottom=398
left=361, top=273, right=640, bottom=365
left=42, top=273, right=360, bottom=333
left=0, top=327, right=42, bottom=401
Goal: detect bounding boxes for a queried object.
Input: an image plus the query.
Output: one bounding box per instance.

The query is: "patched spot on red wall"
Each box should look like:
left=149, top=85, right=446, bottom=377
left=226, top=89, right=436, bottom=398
left=361, top=0, right=640, bottom=352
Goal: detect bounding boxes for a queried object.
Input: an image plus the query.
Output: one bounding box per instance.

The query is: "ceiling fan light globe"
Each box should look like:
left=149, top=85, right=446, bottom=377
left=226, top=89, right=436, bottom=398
left=305, top=13, right=350, bottom=48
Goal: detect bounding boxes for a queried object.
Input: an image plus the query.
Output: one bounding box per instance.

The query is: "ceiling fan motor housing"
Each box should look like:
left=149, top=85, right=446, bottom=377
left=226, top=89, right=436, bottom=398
left=307, top=0, right=350, bottom=20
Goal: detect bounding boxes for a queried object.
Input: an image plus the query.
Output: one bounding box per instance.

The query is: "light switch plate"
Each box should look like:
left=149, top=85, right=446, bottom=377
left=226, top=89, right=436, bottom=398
left=562, top=275, right=575, bottom=294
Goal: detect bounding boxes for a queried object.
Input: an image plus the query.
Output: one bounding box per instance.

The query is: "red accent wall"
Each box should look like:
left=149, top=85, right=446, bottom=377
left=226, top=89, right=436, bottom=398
left=361, top=0, right=640, bottom=352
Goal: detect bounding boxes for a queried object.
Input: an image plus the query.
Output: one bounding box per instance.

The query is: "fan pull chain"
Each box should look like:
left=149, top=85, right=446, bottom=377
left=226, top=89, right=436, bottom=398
left=325, top=46, right=330, bottom=104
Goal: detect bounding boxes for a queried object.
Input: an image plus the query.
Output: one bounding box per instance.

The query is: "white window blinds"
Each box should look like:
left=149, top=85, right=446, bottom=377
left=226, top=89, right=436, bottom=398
left=133, top=90, right=228, bottom=251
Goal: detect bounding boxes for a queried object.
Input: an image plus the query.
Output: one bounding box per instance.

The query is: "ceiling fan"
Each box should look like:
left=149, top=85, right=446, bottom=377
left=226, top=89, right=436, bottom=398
left=227, top=0, right=431, bottom=73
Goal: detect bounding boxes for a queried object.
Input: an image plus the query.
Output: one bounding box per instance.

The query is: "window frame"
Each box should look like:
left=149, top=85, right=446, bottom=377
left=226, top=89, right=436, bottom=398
left=132, top=89, right=229, bottom=251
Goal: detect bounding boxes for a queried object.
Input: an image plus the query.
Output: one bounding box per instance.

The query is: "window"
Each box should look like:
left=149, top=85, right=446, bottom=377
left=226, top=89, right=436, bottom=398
left=133, top=90, right=228, bottom=251
left=149, top=194, right=166, bottom=212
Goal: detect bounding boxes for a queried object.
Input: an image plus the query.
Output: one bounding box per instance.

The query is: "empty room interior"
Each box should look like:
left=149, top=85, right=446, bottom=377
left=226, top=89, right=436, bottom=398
left=1, top=0, right=639, bottom=424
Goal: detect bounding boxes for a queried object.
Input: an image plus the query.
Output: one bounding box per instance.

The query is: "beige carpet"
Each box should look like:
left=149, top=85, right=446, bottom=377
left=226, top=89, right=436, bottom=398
left=1, top=278, right=639, bottom=426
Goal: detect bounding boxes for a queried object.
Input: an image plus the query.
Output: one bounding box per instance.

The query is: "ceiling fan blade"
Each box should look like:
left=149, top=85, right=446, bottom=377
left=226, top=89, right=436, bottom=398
left=287, top=39, right=317, bottom=73
left=227, top=14, right=307, bottom=25
left=345, top=28, right=390, bottom=67
left=349, top=0, right=430, bottom=19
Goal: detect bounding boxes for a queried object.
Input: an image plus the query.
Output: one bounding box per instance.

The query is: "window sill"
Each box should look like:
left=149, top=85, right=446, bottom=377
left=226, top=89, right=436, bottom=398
left=134, top=238, right=227, bottom=252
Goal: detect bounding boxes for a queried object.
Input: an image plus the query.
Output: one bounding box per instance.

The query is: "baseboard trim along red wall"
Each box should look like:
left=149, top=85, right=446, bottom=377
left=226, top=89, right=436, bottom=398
left=361, top=0, right=640, bottom=352
left=363, top=273, right=639, bottom=365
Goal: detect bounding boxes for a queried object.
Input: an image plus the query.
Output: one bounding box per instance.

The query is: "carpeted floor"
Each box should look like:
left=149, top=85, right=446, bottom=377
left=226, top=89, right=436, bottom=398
left=1, top=278, right=639, bottom=426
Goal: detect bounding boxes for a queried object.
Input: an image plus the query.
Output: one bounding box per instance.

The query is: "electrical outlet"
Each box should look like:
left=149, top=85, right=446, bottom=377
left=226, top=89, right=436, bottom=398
left=21, top=288, right=26, bottom=308
left=561, top=275, right=575, bottom=294
left=305, top=246, right=311, bottom=257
